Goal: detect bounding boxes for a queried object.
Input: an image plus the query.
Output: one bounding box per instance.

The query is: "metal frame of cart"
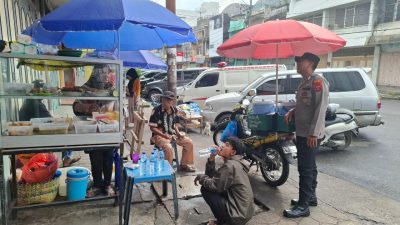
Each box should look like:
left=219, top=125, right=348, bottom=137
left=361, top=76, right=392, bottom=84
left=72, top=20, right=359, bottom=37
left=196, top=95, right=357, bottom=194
left=0, top=53, right=125, bottom=225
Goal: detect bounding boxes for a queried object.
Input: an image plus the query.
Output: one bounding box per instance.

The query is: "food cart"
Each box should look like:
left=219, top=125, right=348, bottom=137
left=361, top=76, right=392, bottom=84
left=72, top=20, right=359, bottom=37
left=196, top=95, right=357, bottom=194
left=0, top=53, right=125, bottom=225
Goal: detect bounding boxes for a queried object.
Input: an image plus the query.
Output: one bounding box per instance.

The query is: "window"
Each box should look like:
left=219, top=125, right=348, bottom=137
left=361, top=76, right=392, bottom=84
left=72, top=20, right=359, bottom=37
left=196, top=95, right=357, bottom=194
left=323, top=71, right=366, bottom=92
left=214, top=15, right=222, bottom=29
left=195, top=73, right=219, bottom=88
left=286, top=77, right=302, bottom=94
left=302, top=14, right=323, bottom=26
left=335, top=2, right=370, bottom=28
left=183, top=71, right=200, bottom=80
left=256, top=79, right=285, bottom=95
left=384, top=0, right=400, bottom=22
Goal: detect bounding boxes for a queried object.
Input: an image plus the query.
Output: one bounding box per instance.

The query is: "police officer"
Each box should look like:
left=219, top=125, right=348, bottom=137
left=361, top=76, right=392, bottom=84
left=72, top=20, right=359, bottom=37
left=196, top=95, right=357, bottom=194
left=284, top=52, right=329, bottom=218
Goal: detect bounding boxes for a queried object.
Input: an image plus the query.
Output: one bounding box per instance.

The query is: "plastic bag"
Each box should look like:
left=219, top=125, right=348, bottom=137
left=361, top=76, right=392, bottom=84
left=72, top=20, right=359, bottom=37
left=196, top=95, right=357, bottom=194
left=21, top=153, right=58, bottom=184
left=220, top=120, right=238, bottom=143
left=16, top=154, right=36, bottom=168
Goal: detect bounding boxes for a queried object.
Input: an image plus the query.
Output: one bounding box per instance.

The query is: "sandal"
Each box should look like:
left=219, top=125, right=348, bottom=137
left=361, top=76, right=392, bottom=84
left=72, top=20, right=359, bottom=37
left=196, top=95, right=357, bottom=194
left=63, top=156, right=81, bottom=167
left=105, top=185, right=116, bottom=196
left=86, top=187, right=102, bottom=198
left=179, top=165, right=196, bottom=172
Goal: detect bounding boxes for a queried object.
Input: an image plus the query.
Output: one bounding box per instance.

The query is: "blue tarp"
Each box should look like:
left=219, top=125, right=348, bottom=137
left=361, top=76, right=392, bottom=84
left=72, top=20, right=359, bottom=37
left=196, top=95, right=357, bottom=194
left=87, top=50, right=167, bottom=70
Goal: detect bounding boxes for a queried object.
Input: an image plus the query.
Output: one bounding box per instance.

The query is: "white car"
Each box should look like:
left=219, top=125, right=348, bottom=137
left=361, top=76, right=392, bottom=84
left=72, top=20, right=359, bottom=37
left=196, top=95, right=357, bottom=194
left=202, top=68, right=383, bottom=128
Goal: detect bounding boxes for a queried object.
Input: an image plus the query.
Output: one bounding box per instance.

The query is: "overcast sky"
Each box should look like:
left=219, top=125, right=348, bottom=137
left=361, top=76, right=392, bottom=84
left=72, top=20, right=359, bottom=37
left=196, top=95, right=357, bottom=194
left=152, top=0, right=209, bottom=11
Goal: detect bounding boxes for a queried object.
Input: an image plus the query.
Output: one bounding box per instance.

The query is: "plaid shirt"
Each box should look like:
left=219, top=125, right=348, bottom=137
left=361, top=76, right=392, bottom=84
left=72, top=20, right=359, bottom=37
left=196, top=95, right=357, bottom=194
left=149, top=105, right=179, bottom=135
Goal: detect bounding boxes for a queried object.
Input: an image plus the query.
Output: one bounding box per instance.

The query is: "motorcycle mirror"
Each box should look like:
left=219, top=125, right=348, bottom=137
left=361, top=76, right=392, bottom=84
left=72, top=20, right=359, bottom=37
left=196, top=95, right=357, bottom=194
left=248, top=89, right=257, bottom=97
left=242, top=99, right=251, bottom=106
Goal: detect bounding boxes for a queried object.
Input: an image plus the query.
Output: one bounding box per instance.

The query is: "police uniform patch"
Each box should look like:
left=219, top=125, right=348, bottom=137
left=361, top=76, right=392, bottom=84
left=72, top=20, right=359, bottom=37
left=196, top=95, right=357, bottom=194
left=313, top=79, right=323, bottom=92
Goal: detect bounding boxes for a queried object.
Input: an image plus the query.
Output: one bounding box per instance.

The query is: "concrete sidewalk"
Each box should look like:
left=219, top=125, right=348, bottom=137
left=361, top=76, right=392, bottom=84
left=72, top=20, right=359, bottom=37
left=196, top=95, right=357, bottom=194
left=9, top=107, right=400, bottom=225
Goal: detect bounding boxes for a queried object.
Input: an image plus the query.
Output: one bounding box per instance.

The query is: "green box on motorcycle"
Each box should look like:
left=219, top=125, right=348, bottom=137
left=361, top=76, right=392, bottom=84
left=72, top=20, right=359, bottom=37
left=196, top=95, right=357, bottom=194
left=247, top=113, right=295, bottom=135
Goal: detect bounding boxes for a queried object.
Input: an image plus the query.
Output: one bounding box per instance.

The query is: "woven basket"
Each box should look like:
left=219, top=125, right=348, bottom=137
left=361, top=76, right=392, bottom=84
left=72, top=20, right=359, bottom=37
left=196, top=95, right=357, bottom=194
left=17, top=177, right=59, bottom=206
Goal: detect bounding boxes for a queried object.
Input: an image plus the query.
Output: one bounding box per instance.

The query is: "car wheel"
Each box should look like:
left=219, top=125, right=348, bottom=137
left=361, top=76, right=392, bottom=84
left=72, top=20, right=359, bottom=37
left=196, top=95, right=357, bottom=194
left=215, top=113, right=231, bottom=125
left=148, top=90, right=162, bottom=102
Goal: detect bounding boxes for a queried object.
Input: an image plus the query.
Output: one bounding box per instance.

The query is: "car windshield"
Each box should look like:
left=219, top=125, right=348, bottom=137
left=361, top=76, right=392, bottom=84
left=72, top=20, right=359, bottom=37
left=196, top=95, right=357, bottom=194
left=239, top=76, right=267, bottom=94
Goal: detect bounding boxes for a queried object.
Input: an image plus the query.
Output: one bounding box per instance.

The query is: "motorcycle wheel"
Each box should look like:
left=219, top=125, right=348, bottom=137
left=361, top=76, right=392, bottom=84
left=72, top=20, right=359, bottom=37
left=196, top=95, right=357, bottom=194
left=213, top=121, right=229, bottom=146
left=260, top=147, right=289, bottom=187
left=332, top=131, right=352, bottom=151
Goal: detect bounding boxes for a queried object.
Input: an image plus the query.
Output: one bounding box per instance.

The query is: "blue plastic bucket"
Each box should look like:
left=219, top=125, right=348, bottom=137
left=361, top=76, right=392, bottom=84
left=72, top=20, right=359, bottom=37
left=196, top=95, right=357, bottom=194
left=66, top=168, right=89, bottom=201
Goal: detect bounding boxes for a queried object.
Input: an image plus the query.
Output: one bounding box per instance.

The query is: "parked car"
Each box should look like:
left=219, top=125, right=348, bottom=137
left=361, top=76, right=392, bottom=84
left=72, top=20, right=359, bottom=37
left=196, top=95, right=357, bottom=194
left=177, top=65, right=287, bottom=107
left=140, top=71, right=166, bottom=90
left=202, top=68, right=383, bottom=128
left=142, top=67, right=208, bottom=100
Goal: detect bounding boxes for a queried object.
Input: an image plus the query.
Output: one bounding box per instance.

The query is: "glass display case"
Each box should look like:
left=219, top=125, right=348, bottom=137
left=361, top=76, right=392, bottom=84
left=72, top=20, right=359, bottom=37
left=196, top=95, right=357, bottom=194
left=0, top=53, right=125, bottom=224
left=0, top=53, right=124, bottom=149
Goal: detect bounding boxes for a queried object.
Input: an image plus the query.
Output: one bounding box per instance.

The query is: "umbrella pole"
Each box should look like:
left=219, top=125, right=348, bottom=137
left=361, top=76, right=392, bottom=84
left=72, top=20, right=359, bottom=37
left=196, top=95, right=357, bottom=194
left=275, top=44, right=279, bottom=104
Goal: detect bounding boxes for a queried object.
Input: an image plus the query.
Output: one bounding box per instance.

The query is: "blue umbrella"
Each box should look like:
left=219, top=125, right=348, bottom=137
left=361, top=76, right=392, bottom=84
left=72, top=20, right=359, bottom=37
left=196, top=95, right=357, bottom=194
left=87, top=49, right=167, bottom=70
left=39, top=0, right=191, bottom=35
left=23, top=21, right=197, bottom=50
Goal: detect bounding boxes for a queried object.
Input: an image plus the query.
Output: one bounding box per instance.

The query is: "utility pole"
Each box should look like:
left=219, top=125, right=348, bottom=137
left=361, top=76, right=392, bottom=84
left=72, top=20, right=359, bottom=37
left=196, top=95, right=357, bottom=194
left=166, top=0, right=177, bottom=96
left=248, top=0, right=253, bottom=26
left=246, top=0, right=253, bottom=65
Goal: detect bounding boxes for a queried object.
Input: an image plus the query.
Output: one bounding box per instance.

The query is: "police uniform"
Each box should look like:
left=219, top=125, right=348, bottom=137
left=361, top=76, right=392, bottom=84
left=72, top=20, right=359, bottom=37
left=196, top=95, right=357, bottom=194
left=294, top=73, right=329, bottom=207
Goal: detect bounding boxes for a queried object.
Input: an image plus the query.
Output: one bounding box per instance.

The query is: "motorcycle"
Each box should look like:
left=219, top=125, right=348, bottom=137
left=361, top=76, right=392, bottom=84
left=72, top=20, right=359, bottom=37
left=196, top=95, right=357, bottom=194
left=322, top=104, right=358, bottom=150
left=213, top=90, right=297, bottom=187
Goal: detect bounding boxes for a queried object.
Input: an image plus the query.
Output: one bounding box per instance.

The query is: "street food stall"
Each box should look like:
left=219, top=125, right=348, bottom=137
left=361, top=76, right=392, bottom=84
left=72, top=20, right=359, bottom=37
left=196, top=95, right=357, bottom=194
left=0, top=52, right=125, bottom=224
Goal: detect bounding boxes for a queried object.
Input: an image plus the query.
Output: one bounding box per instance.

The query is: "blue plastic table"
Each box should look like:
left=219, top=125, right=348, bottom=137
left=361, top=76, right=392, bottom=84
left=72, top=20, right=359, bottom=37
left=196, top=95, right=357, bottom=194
left=122, top=160, right=178, bottom=225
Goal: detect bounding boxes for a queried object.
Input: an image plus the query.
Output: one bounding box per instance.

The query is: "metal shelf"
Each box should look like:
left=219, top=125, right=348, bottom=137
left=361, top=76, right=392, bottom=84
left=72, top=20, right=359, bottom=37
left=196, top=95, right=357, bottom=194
left=0, top=133, right=123, bottom=149
left=0, top=94, right=119, bottom=101
left=0, top=52, right=122, bottom=65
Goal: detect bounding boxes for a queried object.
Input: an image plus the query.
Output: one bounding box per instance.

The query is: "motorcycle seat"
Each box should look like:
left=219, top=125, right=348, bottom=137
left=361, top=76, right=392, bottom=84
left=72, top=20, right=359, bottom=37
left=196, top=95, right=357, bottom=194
left=325, top=113, right=352, bottom=127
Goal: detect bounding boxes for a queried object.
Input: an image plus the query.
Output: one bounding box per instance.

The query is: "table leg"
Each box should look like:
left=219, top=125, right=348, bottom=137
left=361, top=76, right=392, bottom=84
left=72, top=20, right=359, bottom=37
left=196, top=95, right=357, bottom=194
left=171, top=173, right=179, bottom=219
left=119, top=144, right=124, bottom=225
left=10, top=155, right=17, bottom=220
left=123, top=177, right=133, bottom=225
left=0, top=151, right=8, bottom=225
left=162, top=180, right=168, bottom=197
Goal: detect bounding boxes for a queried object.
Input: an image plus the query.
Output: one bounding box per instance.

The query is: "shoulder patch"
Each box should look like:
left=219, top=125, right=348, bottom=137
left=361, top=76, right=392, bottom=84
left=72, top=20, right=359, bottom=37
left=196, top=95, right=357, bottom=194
left=313, top=79, right=323, bottom=92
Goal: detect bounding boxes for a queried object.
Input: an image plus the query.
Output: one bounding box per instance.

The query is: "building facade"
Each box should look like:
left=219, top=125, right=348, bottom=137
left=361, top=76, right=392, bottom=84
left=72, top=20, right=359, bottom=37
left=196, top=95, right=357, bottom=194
left=288, top=0, right=400, bottom=87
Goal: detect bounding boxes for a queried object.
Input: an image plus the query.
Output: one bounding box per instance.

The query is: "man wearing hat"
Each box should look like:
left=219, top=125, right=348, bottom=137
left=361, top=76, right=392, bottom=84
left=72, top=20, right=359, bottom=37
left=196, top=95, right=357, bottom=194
left=149, top=91, right=196, bottom=172
left=284, top=52, right=329, bottom=218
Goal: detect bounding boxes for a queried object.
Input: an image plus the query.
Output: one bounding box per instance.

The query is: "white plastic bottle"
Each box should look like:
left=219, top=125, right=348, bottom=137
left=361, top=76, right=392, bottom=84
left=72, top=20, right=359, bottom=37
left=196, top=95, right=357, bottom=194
left=198, top=147, right=218, bottom=157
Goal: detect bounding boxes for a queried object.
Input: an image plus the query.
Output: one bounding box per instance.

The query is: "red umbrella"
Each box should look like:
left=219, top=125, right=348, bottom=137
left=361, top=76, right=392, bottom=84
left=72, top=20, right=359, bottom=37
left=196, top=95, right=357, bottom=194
left=217, top=19, right=346, bottom=59
left=217, top=19, right=346, bottom=102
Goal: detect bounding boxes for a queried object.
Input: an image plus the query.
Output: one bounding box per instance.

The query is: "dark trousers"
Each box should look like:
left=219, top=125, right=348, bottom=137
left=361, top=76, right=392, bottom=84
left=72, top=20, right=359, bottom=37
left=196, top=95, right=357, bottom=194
left=296, top=136, right=319, bottom=207
left=201, top=187, right=233, bottom=225
left=89, top=149, right=114, bottom=188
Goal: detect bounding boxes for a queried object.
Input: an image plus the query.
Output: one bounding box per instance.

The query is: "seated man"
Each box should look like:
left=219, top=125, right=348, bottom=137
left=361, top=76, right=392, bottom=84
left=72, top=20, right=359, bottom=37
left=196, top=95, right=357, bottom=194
left=194, top=138, right=254, bottom=225
left=149, top=91, right=196, bottom=172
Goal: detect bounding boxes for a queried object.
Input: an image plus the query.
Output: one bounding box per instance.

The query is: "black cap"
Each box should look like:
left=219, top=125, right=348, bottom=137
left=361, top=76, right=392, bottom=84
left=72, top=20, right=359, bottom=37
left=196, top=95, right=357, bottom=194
left=161, top=91, right=176, bottom=100
left=294, top=52, right=320, bottom=65
left=227, top=137, right=245, bottom=155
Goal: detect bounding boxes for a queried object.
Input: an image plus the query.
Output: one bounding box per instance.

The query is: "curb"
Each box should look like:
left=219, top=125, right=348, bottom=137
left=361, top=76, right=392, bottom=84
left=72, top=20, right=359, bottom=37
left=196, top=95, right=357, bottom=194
left=380, top=94, right=400, bottom=100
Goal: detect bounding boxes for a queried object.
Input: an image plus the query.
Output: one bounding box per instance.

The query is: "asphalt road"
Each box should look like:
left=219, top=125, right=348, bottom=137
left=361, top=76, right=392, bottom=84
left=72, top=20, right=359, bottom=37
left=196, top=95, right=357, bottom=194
left=316, top=99, right=400, bottom=202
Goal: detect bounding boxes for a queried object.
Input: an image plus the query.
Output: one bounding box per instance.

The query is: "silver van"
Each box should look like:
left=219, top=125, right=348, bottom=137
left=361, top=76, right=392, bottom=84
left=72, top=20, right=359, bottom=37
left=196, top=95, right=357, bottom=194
left=202, top=68, right=383, bottom=128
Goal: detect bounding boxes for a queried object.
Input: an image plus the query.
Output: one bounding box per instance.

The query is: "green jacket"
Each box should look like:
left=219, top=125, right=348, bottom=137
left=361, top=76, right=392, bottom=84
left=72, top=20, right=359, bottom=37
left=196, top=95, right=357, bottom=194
left=202, top=155, right=254, bottom=225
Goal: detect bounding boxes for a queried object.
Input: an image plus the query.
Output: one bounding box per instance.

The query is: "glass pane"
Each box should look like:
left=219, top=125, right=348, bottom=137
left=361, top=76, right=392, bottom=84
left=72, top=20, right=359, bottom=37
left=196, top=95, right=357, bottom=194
left=345, top=7, right=355, bottom=27
left=396, top=2, right=400, bottom=21
left=324, top=72, right=365, bottom=92
left=355, top=3, right=370, bottom=26
left=196, top=73, right=219, bottom=87
left=335, top=8, right=345, bottom=28
left=384, top=0, right=396, bottom=22
left=314, top=15, right=323, bottom=26
left=256, top=79, right=285, bottom=95
left=287, top=77, right=303, bottom=94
